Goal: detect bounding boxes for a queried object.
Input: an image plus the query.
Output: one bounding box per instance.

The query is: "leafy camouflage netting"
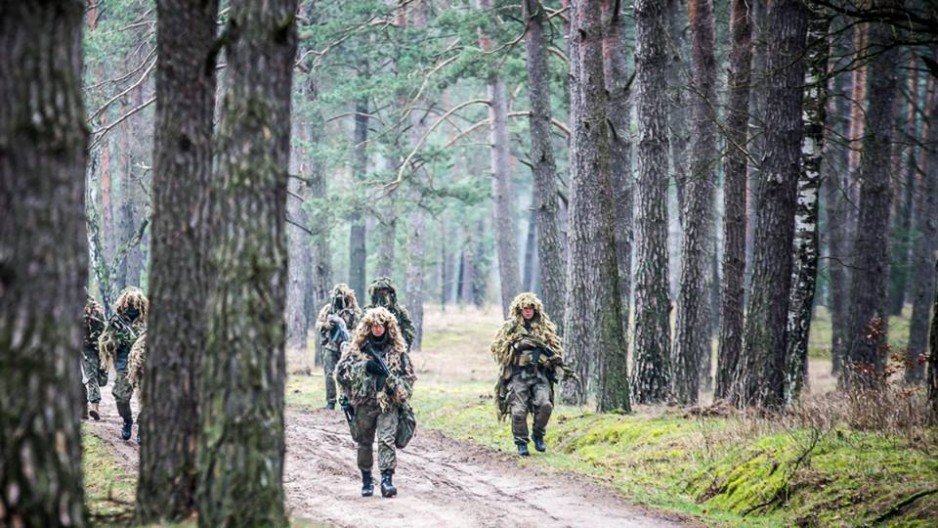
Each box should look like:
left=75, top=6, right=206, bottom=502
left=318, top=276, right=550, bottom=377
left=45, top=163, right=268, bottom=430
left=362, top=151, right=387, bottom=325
left=316, top=283, right=363, bottom=340
left=84, top=297, right=105, bottom=351
left=364, top=277, right=416, bottom=347
left=127, top=332, right=147, bottom=404
left=98, top=287, right=148, bottom=371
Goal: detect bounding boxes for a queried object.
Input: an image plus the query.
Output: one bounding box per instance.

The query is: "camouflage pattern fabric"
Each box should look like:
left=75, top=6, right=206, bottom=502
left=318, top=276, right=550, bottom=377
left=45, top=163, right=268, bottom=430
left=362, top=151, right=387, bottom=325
left=363, top=277, right=416, bottom=348
left=322, top=347, right=340, bottom=405
left=82, top=298, right=107, bottom=403
left=127, top=332, right=147, bottom=407
left=98, top=287, right=148, bottom=372
left=490, top=292, right=568, bottom=422
left=112, top=371, right=134, bottom=405
left=353, top=401, right=400, bottom=471
left=316, top=284, right=362, bottom=405
left=508, top=374, right=553, bottom=444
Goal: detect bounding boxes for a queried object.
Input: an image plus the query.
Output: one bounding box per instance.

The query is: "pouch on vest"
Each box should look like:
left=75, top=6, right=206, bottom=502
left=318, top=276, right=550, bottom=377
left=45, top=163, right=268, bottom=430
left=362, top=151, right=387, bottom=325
left=395, top=402, right=417, bottom=448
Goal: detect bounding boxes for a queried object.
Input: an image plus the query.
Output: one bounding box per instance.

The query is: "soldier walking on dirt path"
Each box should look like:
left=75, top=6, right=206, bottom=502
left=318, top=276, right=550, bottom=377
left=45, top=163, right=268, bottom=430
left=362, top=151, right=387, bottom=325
left=336, top=307, right=417, bottom=498
left=490, top=292, right=569, bottom=457
left=364, top=277, right=416, bottom=349
left=98, top=287, right=148, bottom=442
left=82, top=297, right=106, bottom=421
left=316, top=283, right=362, bottom=410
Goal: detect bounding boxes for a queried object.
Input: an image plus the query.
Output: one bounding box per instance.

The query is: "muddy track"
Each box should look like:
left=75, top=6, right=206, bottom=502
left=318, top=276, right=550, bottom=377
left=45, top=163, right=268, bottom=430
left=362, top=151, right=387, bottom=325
left=86, top=391, right=694, bottom=528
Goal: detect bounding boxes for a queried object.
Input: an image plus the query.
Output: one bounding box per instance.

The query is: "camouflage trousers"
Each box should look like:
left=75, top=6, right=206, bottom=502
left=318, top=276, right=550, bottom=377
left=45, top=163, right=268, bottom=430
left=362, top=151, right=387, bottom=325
left=352, top=402, right=399, bottom=472
left=323, top=346, right=340, bottom=405
left=81, top=349, right=108, bottom=403
left=112, top=370, right=134, bottom=406
left=508, top=372, right=553, bottom=444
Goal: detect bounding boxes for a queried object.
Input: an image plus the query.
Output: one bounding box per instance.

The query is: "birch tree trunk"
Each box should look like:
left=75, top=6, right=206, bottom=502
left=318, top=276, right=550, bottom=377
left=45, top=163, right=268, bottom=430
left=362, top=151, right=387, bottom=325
left=844, top=1, right=901, bottom=391
left=715, top=0, right=752, bottom=401
left=784, top=11, right=830, bottom=403
left=197, top=0, right=297, bottom=524
left=632, top=0, right=673, bottom=404
left=0, top=2, right=88, bottom=525
left=734, top=0, right=808, bottom=408
left=672, top=0, right=717, bottom=405
left=138, top=0, right=218, bottom=521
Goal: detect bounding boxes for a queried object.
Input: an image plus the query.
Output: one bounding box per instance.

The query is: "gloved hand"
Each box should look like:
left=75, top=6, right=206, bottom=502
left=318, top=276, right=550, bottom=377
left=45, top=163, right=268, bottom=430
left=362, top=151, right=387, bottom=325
left=365, top=359, right=385, bottom=375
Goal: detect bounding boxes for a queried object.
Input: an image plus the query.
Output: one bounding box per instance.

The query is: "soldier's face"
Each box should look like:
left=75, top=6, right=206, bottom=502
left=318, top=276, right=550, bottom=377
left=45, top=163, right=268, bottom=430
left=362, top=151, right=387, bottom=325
left=376, top=289, right=390, bottom=305
left=126, top=307, right=140, bottom=321
left=371, top=323, right=386, bottom=337
left=521, top=306, right=535, bottom=320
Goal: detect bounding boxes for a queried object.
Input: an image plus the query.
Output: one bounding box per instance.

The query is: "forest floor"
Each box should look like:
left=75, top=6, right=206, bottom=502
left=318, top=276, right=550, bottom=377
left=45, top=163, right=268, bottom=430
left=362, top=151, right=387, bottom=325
left=84, top=305, right=937, bottom=527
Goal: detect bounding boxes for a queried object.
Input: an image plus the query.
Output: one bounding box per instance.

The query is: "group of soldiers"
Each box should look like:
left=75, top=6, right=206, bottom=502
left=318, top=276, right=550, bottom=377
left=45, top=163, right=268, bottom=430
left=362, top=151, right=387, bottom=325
left=317, top=277, right=569, bottom=499
left=80, top=277, right=567, bottom=499
left=81, top=287, right=149, bottom=443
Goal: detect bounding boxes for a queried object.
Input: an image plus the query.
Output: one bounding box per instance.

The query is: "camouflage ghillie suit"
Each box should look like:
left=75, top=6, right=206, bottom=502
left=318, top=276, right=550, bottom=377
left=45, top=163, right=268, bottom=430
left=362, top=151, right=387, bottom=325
left=364, top=277, right=416, bottom=349
left=127, top=332, right=147, bottom=406
left=335, top=307, right=416, bottom=497
left=99, top=287, right=148, bottom=440
left=316, top=283, right=362, bottom=408
left=82, top=298, right=107, bottom=420
left=490, top=292, right=565, bottom=454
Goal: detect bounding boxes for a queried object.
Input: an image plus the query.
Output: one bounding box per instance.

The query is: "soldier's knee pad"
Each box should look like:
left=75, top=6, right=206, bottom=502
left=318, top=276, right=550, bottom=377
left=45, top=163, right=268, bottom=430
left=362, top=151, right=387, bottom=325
left=538, top=401, right=553, bottom=413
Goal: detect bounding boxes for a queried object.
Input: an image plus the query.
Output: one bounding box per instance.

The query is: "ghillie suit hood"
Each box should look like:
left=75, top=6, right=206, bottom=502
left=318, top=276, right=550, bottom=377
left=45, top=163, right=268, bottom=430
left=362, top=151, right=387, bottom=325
left=336, top=307, right=416, bottom=411
left=490, top=292, right=565, bottom=420
left=365, top=277, right=416, bottom=347
left=84, top=298, right=105, bottom=353
left=99, top=287, right=148, bottom=371
left=127, top=332, right=147, bottom=405
left=316, top=283, right=363, bottom=347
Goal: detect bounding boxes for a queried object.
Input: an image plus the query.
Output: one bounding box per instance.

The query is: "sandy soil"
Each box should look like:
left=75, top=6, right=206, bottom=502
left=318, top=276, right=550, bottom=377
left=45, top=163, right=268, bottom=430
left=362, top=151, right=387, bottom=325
left=86, top=389, right=694, bottom=528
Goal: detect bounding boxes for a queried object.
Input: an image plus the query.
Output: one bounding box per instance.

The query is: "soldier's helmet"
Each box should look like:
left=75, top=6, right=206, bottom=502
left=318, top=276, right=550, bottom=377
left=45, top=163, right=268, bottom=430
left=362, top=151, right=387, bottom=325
left=84, top=297, right=104, bottom=325
left=368, top=277, right=398, bottom=307
left=508, top=292, right=545, bottom=322
left=114, top=287, right=149, bottom=322
left=331, top=283, right=358, bottom=310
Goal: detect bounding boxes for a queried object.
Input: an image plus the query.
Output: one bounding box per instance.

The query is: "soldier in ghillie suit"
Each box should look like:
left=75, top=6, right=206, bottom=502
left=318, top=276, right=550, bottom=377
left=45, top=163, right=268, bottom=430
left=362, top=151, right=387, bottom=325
left=364, top=277, right=416, bottom=349
left=335, top=307, right=416, bottom=498
left=316, top=283, right=362, bottom=410
left=82, top=297, right=107, bottom=421
left=490, top=292, right=567, bottom=457
left=127, top=332, right=147, bottom=443
left=99, top=287, right=148, bottom=441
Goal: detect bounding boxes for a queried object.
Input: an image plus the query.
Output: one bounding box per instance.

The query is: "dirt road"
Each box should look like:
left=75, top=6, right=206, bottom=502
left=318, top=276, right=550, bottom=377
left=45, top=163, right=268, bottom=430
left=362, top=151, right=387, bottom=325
left=87, top=392, right=693, bottom=528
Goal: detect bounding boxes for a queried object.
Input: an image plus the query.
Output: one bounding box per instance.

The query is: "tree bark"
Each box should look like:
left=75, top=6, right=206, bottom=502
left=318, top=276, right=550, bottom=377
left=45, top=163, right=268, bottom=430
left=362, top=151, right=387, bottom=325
left=348, top=97, right=369, bottom=302
left=478, top=0, right=521, bottom=317
left=632, top=0, right=673, bottom=404
left=523, top=0, right=565, bottom=329
left=715, top=0, right=752, bottom=401
left=844, top=2, right=901, bottom=391
left=906, top=63, right=937, bottom=384
left=602, top=0, right=634, bottom=345
left=137, top=0, right=218, bottom=522
left=666, top=0, right=690, bottom=224
left=928, top=256, right=938, bottom=421
left=745, top=0, right=768, bottom=287
left=784, top=10, right=830, bottom=404
left=672, top=0, right=717, bottom=406
left=286, top=172, right=311, bottom=352
left=197, top=0, right=297, bottom=524
left=734, top=0, right=807, bottom=408
left=0, top=2, right=88, bottom=525
left=561, top=0, right=629, bottom=411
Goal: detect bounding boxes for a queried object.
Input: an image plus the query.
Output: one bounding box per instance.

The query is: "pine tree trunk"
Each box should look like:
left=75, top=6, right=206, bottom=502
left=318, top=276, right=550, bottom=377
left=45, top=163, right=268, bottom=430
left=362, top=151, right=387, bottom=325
left=844, top=2, right=900, bottom=391
left=888, top=55, right=919, bottom=316
left=197, top=1, right=297, bottom=524
left=672, top=0, right=717, bottom=406
left=666, top=0, right=690, bottom=225
left=734, top=0, right=808, bottom=408
left=348, top=97, right=369, bottom=301
left=602, top=0, right=633, bottom=343
left=784, top=11, right=830, bottom=404
left=928, top=256, right=938, bottom=421
left=825, top=20, right=853, bottom=378
left=562, top=0, right=630, bottom=411
left=745, top=0, right=768, bottom=287
left=906, top=68, right=937, bottom=384
left=304, top=85, right=332, bottom=347
left=632, top=0, right=673, bottom=404
left=286, top=172, right=311, bottom=352
left=0, top=2, right=88, bottom=525
left=522, top=0, right=565, bottom=328
left=137, top=0, right=218, bottom=521
left=375, top=214, right=397, bottom=278
left=715, top=0, right=752, bottom=401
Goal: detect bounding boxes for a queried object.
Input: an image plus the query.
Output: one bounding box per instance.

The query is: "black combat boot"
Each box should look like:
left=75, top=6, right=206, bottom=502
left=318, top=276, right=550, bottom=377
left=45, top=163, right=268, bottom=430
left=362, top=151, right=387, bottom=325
left=380, top=469, right=397, bottom=498
left=117, top=402, right=133, bottom=441
left=361, top=470, right=374, bottom=497
left=532, top=434, right=547, bottom=453
left=516, top=441, right=530, bottom=457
